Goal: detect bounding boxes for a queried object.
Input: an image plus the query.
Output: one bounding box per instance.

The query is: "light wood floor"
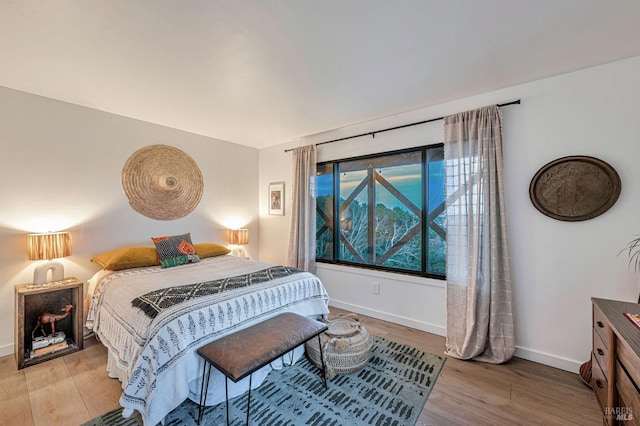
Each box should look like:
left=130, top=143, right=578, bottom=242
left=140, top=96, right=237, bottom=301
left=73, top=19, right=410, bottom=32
left=0, top=307, right=602, bottom=426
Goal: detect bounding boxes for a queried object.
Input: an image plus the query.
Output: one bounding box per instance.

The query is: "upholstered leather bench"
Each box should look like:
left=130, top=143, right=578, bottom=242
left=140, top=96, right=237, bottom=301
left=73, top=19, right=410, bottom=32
left=196, top=312, right=329, bottom=425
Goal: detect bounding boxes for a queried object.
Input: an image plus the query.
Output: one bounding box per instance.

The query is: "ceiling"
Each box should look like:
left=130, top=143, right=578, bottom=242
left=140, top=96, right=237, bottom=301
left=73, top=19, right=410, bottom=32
left=2, top=1, right=640, bottom=149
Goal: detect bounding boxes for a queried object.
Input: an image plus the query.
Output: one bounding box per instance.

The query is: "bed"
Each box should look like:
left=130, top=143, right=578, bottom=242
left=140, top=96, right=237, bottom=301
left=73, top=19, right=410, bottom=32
left=85, top=254, right=330, bottom=426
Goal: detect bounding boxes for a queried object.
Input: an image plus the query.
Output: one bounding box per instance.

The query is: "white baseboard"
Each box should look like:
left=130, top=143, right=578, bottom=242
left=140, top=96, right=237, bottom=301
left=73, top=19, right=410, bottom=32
left=514, top=346, right=583, bottom=374
left=328, top=299, right=446, bottom=337
left=0, top=342, right=13, bottom=358
left=1, top=305, right=582, bottom=375
left=329, top=300, right=582, bottom=374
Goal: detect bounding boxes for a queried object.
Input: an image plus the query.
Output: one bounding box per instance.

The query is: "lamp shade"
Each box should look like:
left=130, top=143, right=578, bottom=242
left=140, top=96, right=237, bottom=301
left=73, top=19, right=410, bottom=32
left=27, top=232, right=72, bottom=261
left=229, top=229, right=249, bottom=245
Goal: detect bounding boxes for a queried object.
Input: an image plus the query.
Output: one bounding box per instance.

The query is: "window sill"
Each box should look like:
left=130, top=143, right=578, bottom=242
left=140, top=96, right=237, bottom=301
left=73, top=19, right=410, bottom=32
left=315, top=262, right=446, bottom=289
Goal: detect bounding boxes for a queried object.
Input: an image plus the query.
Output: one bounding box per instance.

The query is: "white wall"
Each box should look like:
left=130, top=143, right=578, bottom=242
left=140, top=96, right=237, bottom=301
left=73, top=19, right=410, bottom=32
left=258, top=55, right=640, bottom=372
left=3, top=55, right=638, bottom=372
left=0, top=86, right=259, bottom=357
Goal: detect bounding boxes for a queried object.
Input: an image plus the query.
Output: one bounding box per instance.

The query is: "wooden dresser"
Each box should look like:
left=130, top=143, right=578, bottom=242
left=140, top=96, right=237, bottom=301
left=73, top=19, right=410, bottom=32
left=592, top=298, right=640, bottom=425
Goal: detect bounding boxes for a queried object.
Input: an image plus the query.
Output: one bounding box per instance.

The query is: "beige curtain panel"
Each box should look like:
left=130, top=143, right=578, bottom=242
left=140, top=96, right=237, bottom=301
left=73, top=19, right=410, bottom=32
left=443, top=105, right=515, bottom=364
left=288, top=145, right=317, bottom=272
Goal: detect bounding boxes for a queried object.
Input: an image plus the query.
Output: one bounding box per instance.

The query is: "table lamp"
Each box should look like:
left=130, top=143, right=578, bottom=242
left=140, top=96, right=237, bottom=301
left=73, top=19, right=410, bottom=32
left=27, top=232, right=72, bottom=284
left=228, top=228, right=249, bottom=258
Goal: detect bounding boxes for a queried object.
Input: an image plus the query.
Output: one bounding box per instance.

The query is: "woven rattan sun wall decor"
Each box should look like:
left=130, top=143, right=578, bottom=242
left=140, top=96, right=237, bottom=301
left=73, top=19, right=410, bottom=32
left=121, top=144, right=204, bottom=220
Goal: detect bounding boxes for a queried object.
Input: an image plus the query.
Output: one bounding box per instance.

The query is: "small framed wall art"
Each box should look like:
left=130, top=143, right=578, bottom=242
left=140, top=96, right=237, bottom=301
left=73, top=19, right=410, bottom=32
left=269, top=182, right=285, bottom=215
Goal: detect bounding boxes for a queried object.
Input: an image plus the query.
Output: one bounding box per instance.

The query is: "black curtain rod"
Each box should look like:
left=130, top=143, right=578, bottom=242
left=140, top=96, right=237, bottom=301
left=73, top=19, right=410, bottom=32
left=284, top=99, right=521, bottom=152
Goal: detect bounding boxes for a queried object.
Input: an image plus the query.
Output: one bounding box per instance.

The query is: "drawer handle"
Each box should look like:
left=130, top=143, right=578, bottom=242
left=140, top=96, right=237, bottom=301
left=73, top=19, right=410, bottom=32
left=597, top=348, right=605, bottom=356
left=597, top=321, right=605, bottom=328
left=596, top=379, right=604, bottom=389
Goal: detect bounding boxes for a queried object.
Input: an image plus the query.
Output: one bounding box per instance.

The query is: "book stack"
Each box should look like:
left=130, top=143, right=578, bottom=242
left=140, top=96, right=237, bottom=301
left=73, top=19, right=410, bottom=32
left=32, top=331, right=66, bottom=350
left=30, top=332, right=72, bottom=358
left=31, top=341, right=69, bottom=357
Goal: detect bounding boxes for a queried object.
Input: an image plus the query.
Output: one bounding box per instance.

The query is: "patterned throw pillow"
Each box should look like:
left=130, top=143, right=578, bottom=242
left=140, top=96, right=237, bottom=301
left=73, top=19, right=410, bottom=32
left=151, top=233, right=200, bottom=268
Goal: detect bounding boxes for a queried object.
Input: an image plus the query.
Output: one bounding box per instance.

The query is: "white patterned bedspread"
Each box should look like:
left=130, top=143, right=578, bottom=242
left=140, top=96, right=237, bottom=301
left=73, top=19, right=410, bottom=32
left=86, top=255, right=330, bottom=426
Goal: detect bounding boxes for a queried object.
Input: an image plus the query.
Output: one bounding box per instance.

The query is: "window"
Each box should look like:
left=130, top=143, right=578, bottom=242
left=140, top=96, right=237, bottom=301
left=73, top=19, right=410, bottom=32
left=316, top=145, right=446, bottom=278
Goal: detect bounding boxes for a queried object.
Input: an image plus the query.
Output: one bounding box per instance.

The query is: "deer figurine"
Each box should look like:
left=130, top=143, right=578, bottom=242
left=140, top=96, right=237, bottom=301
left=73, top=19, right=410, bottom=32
left=32, top=304, right=74, bottom=338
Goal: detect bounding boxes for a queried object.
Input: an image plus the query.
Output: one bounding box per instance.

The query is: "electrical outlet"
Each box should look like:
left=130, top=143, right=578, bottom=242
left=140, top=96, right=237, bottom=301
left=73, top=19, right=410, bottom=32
left=372, top=282, right=380, bottom=294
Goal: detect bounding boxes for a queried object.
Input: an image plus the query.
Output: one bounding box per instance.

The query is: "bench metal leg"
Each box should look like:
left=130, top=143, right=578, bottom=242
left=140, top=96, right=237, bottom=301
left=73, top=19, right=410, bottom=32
left=225, top=373, right=253, bottom=426
left=246, top=374, right=252, bottom=426
left=281, top=351, right=294, bottom=367
left=198, top=362, right=212, bottom=425
left=225, top=377, right=230, bottom=426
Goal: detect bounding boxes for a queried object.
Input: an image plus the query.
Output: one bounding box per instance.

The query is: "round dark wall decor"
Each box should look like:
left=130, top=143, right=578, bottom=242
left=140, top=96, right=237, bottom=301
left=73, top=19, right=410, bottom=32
left=529, top=155, right=621, bottom=221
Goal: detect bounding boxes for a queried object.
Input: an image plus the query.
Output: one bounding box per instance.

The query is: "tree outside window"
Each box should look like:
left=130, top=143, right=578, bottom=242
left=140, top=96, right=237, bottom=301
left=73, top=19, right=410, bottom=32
left=316, top=145, right=445, bottom=278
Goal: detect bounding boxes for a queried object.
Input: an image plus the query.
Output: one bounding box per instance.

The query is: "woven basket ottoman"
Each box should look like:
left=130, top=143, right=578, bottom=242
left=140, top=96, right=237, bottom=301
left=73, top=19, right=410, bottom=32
left=305, top=313, right=373, bottom=380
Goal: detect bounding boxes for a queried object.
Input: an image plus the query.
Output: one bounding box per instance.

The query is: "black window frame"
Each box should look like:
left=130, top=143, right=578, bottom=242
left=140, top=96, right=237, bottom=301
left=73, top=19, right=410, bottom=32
left=315, top=144, right=446, bottom=280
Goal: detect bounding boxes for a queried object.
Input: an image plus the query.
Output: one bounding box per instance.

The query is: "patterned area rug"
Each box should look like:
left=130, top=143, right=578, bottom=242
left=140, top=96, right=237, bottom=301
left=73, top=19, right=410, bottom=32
left=82, top=335, right=445, bottom=426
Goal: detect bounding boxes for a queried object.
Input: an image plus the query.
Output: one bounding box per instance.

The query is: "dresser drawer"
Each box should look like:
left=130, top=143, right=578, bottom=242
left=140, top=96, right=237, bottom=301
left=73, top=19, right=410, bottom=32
left=616, top=360, right=640, bottom=426
left=592, top=353, right=609, bottom=411
left=618, top=337, right=640, bottom=391
left=593, top=327, right=609, bottom=380
left=593, top=303, right=610, bottom=346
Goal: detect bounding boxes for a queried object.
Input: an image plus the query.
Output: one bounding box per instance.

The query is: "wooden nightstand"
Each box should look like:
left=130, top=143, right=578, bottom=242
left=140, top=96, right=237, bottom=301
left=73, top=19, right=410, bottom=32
left=15, top=277, right=84, bottom=369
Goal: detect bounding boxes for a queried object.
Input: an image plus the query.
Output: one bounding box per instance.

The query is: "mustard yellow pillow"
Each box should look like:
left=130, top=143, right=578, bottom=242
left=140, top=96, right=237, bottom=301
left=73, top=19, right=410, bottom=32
left=91, top=247, right=160, bottom=271
left=195, top=243, right=231, bottom=258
